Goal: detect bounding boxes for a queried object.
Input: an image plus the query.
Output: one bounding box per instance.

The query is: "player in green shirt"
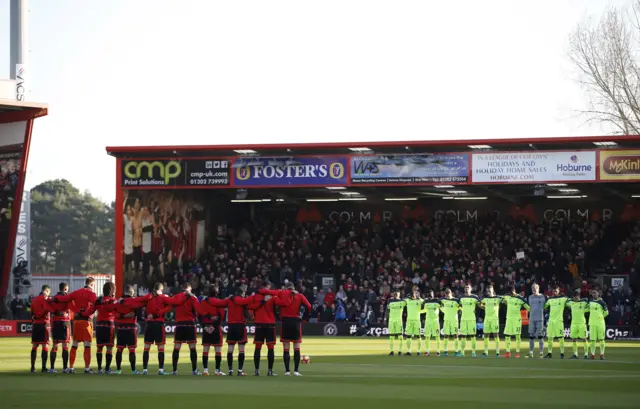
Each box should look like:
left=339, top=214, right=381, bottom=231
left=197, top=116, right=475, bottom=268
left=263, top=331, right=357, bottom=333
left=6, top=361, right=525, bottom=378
left=566, top=288, right=589, bottom=359
left=459, top=284, right=479, bottom=357
left=544, top=285, right=569, bottom=358
left=479, top=285, right=502, bottom=357
left=385, top=291, right=406, bottom=356
left=440, top=288, right=461, bottom=357
left=421, top=290, right=442, bottom=356
left=502, top=285, right=530, bottom=358
left=588, top=288, right=609, bottom=360
left=404, top=287, right=424, bottom=355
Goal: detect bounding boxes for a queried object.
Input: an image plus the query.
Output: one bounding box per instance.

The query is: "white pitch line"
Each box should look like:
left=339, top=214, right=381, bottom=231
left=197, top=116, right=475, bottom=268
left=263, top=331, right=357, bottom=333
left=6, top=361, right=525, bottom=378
left=301, top=373, right=640, bottom=379
left=317, top=362, right=640, bottom=372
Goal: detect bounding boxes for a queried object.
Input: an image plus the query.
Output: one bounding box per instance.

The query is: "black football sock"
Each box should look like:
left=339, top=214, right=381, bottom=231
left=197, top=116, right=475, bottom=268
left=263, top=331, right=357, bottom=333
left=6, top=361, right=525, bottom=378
left=96, top=349, right=103, bottom=371
left=238, top=352, right=245, bottom=371
left=294, top=349, right=301, bottom=372
left=202, top=352, right=208, bottom=370
left=116, top=350, right=123, bottom=370
left=215, top=353, right=222, bottom=371
left=172, top=350, right=180, bottom=372
left=267, top=348, right=275, bottom=371
left=143, top=350, right=150, bottom=370
left=30, top=348, right=37, bottom=370
left=190, top=349, right=197, bottom=372
left=227, top=352, right=233, bottom=371
left=62, top=348, right=69, bottom=370
left=158, top=351, right=165, bottom=370
left=50, top=350, right=57, bottom=369
left=41, top=348, right=49, bottom=371
left=254, top=348, right=261, bottom=370
left=129, top=350, right=136, bottom=371
left=283, top=350, right=290, bottom=372
left=105, top=352, right=113, bottom=371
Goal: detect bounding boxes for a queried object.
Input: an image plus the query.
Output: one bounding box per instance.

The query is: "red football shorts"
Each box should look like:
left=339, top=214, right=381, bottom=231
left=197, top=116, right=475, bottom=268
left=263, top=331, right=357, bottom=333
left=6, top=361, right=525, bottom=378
left=73, top=321, right=93, bottom=343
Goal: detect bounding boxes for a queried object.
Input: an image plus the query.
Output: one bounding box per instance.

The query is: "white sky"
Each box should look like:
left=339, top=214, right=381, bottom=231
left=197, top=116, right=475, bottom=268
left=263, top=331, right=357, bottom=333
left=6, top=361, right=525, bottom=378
left=0, top=0, right=631, bottom=201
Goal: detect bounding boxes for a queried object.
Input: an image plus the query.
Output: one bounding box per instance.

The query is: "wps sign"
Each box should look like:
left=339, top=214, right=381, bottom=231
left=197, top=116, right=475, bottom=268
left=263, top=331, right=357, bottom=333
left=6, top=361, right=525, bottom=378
left=121, top=159, right=230, bottom=187
left=350, top=154, right=469, bottom=184
left=472, top=151, right=596, bottom=183
left=11, top=191, right=30, bottom=271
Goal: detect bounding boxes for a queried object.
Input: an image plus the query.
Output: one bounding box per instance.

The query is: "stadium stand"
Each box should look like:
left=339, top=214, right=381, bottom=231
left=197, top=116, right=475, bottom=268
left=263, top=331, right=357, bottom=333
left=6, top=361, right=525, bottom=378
left=141, top=210, right=638, bottom=326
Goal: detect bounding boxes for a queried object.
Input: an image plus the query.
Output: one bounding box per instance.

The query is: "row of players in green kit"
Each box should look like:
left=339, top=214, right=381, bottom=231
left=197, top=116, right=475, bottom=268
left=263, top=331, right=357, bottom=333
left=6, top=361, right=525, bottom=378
left=385, top=284, right=608, bottom=359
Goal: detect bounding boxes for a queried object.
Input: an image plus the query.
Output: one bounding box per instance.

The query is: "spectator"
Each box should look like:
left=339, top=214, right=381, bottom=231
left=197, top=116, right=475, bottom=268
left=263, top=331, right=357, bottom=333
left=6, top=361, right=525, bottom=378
left=315, top=287, right=325, bottom=307
left=324, top=287, right=335, bottom=307
left=320, top=303, right=334, bottom=322
left=10, top=296, right=24, bottom=319
left=335, top=299, right=347, bottom=321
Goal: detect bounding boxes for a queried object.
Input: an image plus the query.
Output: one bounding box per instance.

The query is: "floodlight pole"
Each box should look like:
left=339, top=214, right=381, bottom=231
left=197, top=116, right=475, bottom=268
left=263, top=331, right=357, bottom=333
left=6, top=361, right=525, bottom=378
left=10, top=0, right=29, bottom=101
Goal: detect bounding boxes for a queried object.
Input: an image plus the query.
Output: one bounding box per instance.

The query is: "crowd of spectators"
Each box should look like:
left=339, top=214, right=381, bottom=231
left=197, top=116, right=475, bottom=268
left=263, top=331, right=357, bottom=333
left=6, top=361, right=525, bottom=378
left=155, top=212, right=639, bottom=326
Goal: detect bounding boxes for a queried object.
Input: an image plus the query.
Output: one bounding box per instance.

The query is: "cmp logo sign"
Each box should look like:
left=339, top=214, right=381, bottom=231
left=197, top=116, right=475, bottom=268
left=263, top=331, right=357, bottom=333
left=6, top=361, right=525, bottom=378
left=121, top=159, right=231, bottom=187
left=123, top=161, right=182, bottom=186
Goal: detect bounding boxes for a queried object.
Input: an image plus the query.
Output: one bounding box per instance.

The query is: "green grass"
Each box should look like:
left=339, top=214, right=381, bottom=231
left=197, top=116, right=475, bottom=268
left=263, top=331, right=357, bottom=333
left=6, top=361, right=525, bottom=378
left=1, top=337, right=640, bottom=408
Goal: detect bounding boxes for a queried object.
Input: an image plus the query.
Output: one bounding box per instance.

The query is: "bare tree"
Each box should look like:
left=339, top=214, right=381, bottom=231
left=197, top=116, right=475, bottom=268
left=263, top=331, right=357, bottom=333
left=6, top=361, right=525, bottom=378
left=569, top=0, right=640, bottom=134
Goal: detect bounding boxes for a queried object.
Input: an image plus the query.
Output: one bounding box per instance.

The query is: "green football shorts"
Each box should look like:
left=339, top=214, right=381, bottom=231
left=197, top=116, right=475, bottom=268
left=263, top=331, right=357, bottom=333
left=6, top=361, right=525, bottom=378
left=424, top=321, right=440, bottom=337
left=459, top=319, right=477, bottom=336
left=443, top=320, right=458, bottom=336
left=570, top=323, right=587, bottom=339
left=484, top=319, right=499, bottom=334
left=504, top=317, right=522, bottom=336
left=388, top=320, right=403, bottom=336
left=547, top=320, right=564, bottom=339
left=405, top=320, right=421, bottom=337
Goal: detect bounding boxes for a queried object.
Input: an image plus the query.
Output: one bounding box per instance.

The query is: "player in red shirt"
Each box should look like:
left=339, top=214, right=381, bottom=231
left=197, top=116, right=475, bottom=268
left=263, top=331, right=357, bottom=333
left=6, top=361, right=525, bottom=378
left=195, top=285, right=226, bottom=376
left=90, top=282, right=119, bottom=374
left=248, top=281, right=291, bottom=376
left=206, top=287, right=253, bottom=376
left=49, top=282, right=71, bottom=373
left=142, top=282, right=186, bottom=375
left=261, top=282, right=311, bottom=376
left=114, top=285, right=151, bottom=375
left=169, top=283, right=200, bottom=375
left=30, top=285, right=54, bottom=372
left=53, top=277, right=97, bottom=373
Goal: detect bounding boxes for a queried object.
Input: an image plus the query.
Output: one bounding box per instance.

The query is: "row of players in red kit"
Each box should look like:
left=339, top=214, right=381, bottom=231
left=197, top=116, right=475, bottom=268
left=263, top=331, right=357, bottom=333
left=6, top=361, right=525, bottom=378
left=29, top=277, right=312, bottom=377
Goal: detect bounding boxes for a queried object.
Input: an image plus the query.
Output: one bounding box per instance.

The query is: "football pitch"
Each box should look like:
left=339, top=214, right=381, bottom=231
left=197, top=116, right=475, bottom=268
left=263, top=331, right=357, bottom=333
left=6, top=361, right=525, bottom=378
left=1, top=337, right=639, bottom=409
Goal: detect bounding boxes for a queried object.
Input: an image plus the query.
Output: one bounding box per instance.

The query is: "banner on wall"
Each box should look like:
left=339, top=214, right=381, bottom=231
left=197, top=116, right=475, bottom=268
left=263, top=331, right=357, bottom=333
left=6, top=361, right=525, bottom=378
left=354, top=324, right=638, bottom=340
left=350, top=154, right=468, bottom=184
left=2, top=320, right=637, bottom=340
left=599, top=150, right=640, bottom=181
left=121, top=190, right=206, bottom=288
left=233, top=156, right=347, bottom=186
left=0, top=149, right=22, bottom=297
left=121, top=159, right=230, bottom=187
left=275, top=199, right=637, bottom=224
left=472, top=151, right=596, bottom=183
left=11, top=190, right=30, bottom=273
